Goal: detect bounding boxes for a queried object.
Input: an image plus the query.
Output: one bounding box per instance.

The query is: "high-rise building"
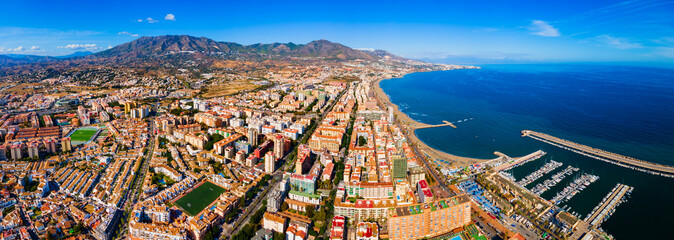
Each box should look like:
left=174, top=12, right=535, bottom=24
left=265, top=151, right=275, bottom=173
left=274, top=135, right=285, bottom=159
left=0, top=144, right=7, bottom=160
left=61, top=137, right=72, bottom=152
left=99, top=111, right=110, bottom=122
left=224, top=146, right=235, bottom=159
left=387, top=195, right=471, bottom=240
left=131, top=106, right=150, bottom=119
left=247, top=128, right=258, bottom=147
left=388, top=106, right=394, bottom=123
left=44, top=138, right=57, bottom=153
left=124, top=101, right=137, bottom=115
left=10, top=143, right=23, bottom=160
left=246, top=155, right=258, bottom=167
left=28, top=141, right=40, bottom=159
left=235, top=150, right=245, bottom=164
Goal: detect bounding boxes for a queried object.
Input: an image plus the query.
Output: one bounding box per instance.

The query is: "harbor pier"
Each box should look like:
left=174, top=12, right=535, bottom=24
left=493, top=150, right=547, bottom=172
left=414, top=120, right=457, bottom=129
left=522, top=130, right=674, bottom=178
left=584, top=184, right=633, bottom=227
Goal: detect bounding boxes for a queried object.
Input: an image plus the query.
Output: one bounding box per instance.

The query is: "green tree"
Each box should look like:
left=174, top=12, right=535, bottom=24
left=273, top=232, right=285, bottom=240
left=204, top=134, right=225, bottom=151
left=306, top=205, right=315, bottom=218
left=358, top=136, right=367, bottom=146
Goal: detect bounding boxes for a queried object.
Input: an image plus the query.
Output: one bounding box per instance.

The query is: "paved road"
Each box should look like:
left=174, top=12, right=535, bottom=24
left=112, top=103, right=159, bottom=239
left=502, top=217, right=539, bottom=240
left=223, top=172, right=281, bottom=239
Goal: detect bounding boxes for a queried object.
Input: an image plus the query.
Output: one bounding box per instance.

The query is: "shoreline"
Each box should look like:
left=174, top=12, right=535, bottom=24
left=372, top=75, right=496, bottom=167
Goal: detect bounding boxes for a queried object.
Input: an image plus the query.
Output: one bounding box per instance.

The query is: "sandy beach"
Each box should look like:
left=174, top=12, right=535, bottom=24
left=372, top=77, right=497, bottom=167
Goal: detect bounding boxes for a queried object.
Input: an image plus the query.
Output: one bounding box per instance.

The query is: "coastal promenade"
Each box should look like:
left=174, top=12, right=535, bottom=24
left=522, top=130, right=674, bottom=178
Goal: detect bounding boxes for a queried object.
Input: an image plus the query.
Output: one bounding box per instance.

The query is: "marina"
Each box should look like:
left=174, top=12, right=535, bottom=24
left=584, top=183, right=634, bottom=227
left=499, top=172, right=516, bottom=182
left=516, top=160, right=563, bottom=186
left=550, top=173, right=599, bottom=205
left=530, top=165, right=579, bottom=195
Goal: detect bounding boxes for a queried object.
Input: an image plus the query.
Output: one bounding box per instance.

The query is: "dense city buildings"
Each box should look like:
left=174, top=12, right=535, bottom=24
left=0, top=32, right=618, bottom=240
left=0, top=61, right=502, bottom=240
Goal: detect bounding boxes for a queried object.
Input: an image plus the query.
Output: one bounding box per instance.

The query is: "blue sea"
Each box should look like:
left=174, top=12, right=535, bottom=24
left=380, top=64, right=674, bottom=239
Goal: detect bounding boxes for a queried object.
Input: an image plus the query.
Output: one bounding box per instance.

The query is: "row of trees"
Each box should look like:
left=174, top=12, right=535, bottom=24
left=231, top=204, right=268, bottom=240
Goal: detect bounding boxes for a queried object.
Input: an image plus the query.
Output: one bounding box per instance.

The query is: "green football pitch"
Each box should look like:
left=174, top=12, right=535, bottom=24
left=70, top=128, right=98, bottom=142
left=173, top=181, right=226, bottom=216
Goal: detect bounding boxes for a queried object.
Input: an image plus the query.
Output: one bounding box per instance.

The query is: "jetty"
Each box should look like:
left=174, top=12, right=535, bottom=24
left=530, top=165, right=579, bottom=195
left=550, top=173, right=599, bottom=204
left=415, top=120, right=456, bottom=129
left=584, top=183, right=633, bottom=227
left=522, top=130, right=674, bottom=178
left=517, top=160, right=563, bottom=186
left=493, top=150, right=547, bottom=172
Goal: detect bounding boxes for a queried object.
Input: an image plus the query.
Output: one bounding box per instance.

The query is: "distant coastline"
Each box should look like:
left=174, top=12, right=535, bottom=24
left=372, top=72, right=495, bottom=167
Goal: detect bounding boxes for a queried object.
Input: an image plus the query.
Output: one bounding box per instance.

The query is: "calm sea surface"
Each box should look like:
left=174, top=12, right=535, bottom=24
left=380, top=64, right=674, bottom=239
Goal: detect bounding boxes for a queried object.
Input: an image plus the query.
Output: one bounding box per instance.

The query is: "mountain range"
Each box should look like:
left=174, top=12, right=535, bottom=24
left=0, top=35, right=404, bottom=63
left=0, top=35, right=413, bottom=78
left=93, top=35, right=397, bottom=61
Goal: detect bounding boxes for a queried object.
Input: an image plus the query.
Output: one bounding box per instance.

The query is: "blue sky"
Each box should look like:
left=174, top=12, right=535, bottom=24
left=1, top=0, right=674, bottom=64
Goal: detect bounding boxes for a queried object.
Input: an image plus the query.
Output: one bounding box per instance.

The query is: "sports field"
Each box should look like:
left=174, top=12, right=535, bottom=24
left=173, top=181, right=226, bottom=216
left=70, top=128, right=98, bottom=142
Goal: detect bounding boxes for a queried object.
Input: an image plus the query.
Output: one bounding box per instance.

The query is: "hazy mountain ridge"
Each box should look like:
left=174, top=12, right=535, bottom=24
left=0, top=35, right=414, bottom=78
left=94, top=35, right=402, bottom=60
left=0, top=54, right=56, bottom=67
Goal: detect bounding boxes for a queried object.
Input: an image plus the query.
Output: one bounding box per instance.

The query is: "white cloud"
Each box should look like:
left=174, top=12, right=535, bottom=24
left=595, top=35, right=643, bottom=49
left=137, top=19, right=143, bottom=22
left=146, top=17, right=158, bottom=23
left=58, top=44, right=100, bottom=51
left=0, top=46, right=26, bottom=53
left=108, top=45, right=113, bottom=49
left=30, top=46, right=40, bottom=50
left=118, top=31, right=140, bottom=37
left=165, top=14, right=175, bottom=21
left=528, top=20, right=561, bottom=37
